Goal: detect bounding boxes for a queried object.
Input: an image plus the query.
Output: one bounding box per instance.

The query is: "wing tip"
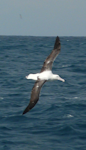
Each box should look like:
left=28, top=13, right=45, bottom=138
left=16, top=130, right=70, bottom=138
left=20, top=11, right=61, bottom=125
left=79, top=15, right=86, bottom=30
left=23, top=106, right=30, bottom=115
left=54, top=36, right=60, bottom=49
left=23, top=110, right=26, bottom=115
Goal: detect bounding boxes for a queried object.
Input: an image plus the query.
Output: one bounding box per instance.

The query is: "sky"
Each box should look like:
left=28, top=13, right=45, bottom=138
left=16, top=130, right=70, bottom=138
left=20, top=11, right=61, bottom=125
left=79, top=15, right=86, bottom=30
left=0, top=0, right=86, bottom=36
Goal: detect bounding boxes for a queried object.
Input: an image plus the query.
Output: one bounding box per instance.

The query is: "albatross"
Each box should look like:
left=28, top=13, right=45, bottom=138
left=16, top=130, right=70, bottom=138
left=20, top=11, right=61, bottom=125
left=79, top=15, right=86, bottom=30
left=23, top=36, right=65, bottom=114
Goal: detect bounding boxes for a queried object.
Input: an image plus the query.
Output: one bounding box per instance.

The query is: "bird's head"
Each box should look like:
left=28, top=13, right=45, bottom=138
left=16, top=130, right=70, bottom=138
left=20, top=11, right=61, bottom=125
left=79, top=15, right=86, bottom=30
left=56, top=75, right=65, bottom=82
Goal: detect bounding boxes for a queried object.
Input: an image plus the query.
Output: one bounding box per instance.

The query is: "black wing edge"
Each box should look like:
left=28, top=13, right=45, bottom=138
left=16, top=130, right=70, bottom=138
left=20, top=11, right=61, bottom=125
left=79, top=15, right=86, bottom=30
left=23, top=100, right=38, bottom=114
left=23, top=80, right=46, bottom=114
left=40, top=36, right=61, bottom=72
left=54, top=36, right=60, bottom=49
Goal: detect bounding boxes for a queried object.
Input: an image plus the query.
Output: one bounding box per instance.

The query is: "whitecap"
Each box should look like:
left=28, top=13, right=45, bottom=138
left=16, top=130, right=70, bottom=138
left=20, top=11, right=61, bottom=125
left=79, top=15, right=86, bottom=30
left=0, top=97, right=4, bottom=100
left=74, top=97, right=78, bottom=99
left=67, top=114, right=74, bottom=118
left=62, top=64, right=70, bottom=68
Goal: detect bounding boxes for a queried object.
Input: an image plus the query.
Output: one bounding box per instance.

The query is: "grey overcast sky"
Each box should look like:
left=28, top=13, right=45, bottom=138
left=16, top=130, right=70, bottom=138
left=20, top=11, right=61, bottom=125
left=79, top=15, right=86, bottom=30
left=0, top=0, right=86, bottom=36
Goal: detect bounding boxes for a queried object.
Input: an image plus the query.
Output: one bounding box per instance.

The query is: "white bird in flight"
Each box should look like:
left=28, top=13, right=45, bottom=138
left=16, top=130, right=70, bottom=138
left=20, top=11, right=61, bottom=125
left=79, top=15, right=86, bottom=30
left=23, top=36, right=65, bottom=114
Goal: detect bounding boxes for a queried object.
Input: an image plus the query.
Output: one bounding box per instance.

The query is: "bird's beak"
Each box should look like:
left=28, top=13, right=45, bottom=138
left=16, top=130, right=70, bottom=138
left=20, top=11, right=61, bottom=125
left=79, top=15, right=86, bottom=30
left=59, top=77, right=65, bottom=82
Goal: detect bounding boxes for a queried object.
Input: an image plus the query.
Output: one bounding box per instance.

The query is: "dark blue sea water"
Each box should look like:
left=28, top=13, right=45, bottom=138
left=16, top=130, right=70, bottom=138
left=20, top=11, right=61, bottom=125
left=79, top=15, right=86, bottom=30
left=0, top=36, right=86, bottom=150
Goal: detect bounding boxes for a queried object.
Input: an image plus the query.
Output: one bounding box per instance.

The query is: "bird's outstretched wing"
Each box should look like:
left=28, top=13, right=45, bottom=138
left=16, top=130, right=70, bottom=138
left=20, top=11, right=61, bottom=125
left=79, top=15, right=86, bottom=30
left=23, top=80, right=46, bottom=114
left=40, top=36, right=61, bottom=72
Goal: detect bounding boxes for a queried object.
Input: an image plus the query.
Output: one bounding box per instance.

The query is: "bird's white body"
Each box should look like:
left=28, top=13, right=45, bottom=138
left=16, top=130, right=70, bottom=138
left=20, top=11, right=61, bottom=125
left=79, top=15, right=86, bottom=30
left=26, top=70, right=65, bottom=82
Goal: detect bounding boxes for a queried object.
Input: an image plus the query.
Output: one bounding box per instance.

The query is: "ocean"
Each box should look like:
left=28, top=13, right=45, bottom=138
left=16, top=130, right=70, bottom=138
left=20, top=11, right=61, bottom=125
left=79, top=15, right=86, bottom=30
left=0, top=36, right=86, bottom=150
